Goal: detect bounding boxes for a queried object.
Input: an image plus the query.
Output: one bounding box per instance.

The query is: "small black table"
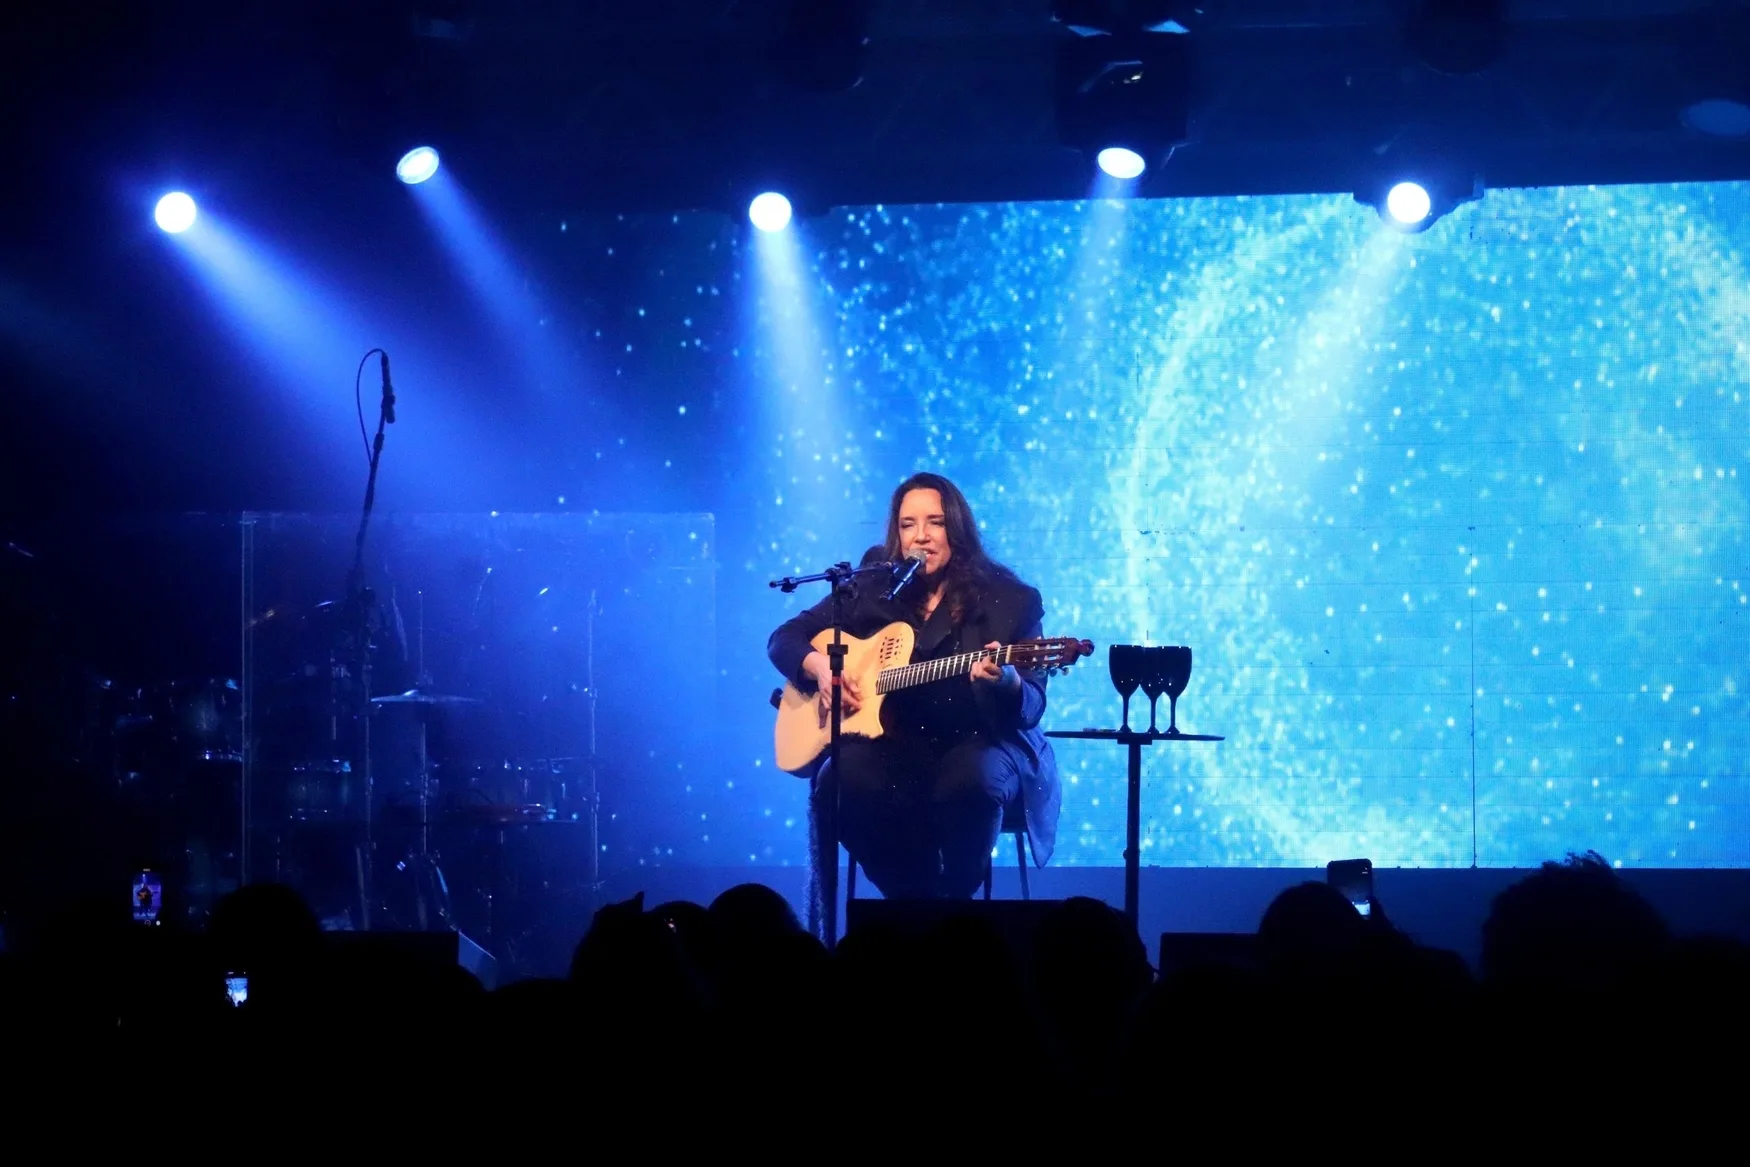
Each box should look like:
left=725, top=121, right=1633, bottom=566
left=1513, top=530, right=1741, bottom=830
left=1044, top=728, right=1225, bottom=929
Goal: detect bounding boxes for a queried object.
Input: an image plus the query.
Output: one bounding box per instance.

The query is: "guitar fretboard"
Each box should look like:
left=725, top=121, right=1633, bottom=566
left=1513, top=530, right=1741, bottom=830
left=875, top=645, right=1014, bottom=695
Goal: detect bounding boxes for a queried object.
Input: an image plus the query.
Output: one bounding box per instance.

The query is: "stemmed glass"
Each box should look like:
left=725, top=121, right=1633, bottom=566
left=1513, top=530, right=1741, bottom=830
left=1140, top=647, right=1170, bottom=733
left=1108, top=645, right=1144, bottom=732
left=1161, top=646, right=1194, bottom=736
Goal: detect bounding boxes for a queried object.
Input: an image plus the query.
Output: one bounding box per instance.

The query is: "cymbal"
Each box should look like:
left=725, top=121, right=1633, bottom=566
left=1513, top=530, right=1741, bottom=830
left=370, top=689, right=483, bottom=707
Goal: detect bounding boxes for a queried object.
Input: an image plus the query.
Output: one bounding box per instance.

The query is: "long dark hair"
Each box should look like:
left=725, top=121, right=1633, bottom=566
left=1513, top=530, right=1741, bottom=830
left=881, top=472, right=1020, bottom=620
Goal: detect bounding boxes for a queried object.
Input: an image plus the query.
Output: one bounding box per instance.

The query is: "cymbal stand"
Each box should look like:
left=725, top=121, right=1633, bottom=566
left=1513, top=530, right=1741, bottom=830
left=415, top=589, right=431, bottom=859
left=356, top=620, right=375, bottom=932
left=240, top=515, right=255, bottom=887
left=583, top=589, right=601, bottom=913
left=404, top=592, right=451, bottom=930
left=481, top=590, right=600, bottom=967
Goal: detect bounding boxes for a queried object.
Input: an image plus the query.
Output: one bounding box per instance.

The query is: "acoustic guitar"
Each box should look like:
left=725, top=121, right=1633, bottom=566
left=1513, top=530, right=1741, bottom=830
left=772, top=621, right=1095, bottom=776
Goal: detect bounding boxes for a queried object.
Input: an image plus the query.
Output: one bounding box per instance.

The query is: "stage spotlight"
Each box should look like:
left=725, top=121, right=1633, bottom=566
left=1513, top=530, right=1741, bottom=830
left=749, top=192, right=793, bottom=233
left=397, top=146, right=441, bottom=185
left=1356, top=173, right=1482, bottom=234
left=1056, top=34, right=1189, bottom=190
left=154, top=192, right=198, bottom=234
left=1385, top=182, right=1433, bottom=227
left=1097, top=147, right=1147, bottom=180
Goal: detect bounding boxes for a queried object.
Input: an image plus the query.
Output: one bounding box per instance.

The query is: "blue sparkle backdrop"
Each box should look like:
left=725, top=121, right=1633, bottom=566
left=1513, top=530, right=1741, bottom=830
left=721, top=183, right=1748, bottom=869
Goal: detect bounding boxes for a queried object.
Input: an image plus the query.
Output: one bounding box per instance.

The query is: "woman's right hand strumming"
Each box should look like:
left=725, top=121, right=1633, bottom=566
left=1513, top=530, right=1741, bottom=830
left=803, top=649, right=862, bottom=717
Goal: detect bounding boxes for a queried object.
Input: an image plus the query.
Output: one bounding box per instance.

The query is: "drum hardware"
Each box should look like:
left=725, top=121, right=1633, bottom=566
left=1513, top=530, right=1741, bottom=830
left=447, top=755, right=592, bottom=820
left=98, top=675, right=246, bottom=923
left=367, top=689, right=481, bottom=932
left=441, top=799, right=556, bottom=827
left=370, top=690, right=484, bottom=707
left=238, top=548, right=603, bottom=975
left=280, top=757, right=357, bottom=822
left=111, top=677, right=245, bottom=775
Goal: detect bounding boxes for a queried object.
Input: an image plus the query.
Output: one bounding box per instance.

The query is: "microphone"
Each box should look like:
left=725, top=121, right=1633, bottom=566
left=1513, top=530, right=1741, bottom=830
left=379, top=352, right=397, bottom=425
left=885, top=546, right=927, bottom=602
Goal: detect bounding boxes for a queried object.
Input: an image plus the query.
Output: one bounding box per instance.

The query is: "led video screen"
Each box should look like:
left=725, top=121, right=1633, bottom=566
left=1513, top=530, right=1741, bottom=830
left=720, top=182, right=1748, bottom=869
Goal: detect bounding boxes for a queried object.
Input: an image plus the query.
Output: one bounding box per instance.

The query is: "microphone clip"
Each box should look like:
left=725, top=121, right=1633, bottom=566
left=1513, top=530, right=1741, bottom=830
left=379, top=352, right=397, bottom=425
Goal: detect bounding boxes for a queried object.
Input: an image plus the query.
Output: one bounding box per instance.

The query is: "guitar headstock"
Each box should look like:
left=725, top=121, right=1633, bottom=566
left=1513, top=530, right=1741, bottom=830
left=1010, top=636, right=1096, bottom=676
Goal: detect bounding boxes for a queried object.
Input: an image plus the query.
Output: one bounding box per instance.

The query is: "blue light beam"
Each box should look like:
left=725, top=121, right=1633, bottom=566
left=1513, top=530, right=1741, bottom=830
left=402, top=167, right=572, bottom=395
left=164, top=212, right=518, bottom=499
left=747, top=211, right=861, bottom=558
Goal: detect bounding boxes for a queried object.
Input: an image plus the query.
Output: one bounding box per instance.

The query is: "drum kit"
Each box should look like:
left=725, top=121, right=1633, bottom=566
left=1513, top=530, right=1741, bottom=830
left=0, top=511, right=609, bottom=979
left=257, top=662, right=600, bottom=962
left=102, top=675, right=248, bottom=916
left=83, top=586, right=601, bottom=975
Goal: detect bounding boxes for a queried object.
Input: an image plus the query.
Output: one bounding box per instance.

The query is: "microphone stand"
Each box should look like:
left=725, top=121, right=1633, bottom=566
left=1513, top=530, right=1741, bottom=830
left=771, top=558, right=897, bottom=947
left=342, top=373, right=394, bottom=930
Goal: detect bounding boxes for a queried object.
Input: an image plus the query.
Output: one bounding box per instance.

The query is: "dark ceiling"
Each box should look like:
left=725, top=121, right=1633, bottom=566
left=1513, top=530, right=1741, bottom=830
left=7, top=1, right=1750, bottom=218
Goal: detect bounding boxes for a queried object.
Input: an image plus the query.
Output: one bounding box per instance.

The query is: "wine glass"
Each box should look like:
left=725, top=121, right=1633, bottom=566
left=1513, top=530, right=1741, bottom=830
left=1161, top=646, right=1194, bottom=735
left=1108, top=645, right=1144, bottom=732
left=1140, top=647, right=1170, bottom=734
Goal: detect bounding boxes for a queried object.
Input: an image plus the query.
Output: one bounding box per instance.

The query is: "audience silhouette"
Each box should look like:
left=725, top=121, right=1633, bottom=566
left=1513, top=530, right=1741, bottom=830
left=3, top=850, right=1740, bottom=1119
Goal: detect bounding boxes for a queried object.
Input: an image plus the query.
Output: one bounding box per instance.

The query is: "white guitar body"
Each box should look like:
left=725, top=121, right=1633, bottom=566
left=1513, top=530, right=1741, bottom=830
left=772, top=622, right=1094, bottom=777
left=773, top=622, right=915, bottom=776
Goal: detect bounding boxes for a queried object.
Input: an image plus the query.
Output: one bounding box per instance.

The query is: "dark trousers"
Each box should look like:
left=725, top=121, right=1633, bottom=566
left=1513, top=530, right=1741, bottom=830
left=815, top=732, right=1021, bottom=900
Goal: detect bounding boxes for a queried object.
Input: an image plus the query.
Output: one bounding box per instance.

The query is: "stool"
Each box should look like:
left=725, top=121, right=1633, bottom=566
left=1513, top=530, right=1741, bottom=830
left=845, top=800, right=1031, bottom=901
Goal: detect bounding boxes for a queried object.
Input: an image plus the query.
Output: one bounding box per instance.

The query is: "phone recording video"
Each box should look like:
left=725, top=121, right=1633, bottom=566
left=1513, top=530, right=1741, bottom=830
left=225, top=973, right=249, bottom=1007
left=1326, top=858, right=1374, bottom=919
left=132, top=870, right=163, bottom=925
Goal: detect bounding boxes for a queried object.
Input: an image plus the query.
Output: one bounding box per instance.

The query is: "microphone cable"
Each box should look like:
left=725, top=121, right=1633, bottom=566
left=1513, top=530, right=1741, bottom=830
left=353, top=347, right=389, bottom=466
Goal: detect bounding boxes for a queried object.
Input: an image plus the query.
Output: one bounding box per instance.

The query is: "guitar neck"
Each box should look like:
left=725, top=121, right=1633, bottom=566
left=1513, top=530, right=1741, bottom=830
left=876, top=645, right=1014, bottom=695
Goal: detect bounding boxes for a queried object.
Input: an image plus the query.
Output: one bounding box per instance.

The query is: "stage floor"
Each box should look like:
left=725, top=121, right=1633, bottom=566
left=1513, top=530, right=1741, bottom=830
left=599, top=863, right=1750, bottom=970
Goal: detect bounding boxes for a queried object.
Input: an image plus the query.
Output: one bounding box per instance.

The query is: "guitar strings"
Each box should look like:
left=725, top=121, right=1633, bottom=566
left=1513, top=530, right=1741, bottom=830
left=874, top=640, right=1067, bottom=694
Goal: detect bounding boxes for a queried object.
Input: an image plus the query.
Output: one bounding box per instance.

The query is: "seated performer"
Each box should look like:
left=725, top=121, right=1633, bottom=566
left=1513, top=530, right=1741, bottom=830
left=767, top=472, right=1060, bottom=899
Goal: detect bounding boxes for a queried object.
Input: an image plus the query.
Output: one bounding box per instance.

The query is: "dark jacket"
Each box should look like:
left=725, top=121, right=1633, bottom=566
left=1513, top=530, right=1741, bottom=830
left=767, top=546, right=1061, bottom=866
